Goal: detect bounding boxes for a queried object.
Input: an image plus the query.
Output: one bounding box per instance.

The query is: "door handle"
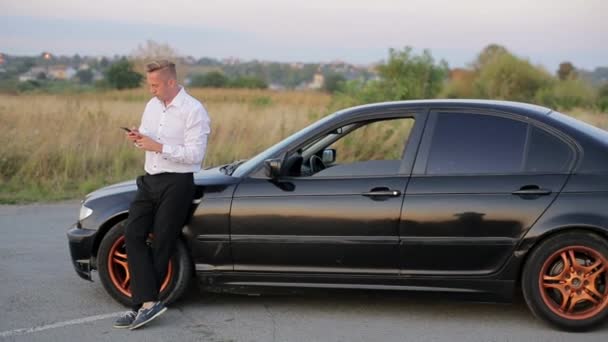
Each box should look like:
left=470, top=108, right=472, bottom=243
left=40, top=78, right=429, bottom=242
left=512, top=185, right=552, bottom=196
left=362, top=188, right=401, bottom=197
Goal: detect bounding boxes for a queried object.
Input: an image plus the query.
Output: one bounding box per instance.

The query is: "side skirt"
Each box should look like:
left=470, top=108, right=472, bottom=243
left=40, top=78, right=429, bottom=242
left=195, top=271, right=516, bottom=303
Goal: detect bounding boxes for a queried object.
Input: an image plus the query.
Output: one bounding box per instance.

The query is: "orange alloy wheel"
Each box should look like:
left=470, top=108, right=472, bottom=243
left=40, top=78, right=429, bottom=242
left=539, top=245, right=608, bottom=320
left=107, top=235, right=174, bottom=297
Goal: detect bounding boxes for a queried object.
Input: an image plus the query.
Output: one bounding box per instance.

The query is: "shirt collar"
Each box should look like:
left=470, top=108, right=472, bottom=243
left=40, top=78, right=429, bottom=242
left=160, top=86, right=186, bottom=109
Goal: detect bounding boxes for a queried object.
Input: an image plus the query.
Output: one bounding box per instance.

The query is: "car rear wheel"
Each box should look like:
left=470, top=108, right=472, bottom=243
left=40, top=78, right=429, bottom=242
left=97, top=221, right=193, bottom=307
left=522, top=231, right=608, bottom=331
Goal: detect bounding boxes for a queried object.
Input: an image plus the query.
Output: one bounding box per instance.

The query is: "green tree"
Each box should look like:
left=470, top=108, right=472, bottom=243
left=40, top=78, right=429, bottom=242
left=472, top=44, right=509, bottom=71
left=440, top=68, right=476, bottom=98
left=473, top=52, right=552, bottom=102
left=99, top=57, right=110, bottom=69
left=439, top=44, right=510, bottom=100
left=229, top=76, right=268, bottom=89
left=597, top=83, right=608, bottom=112
left=189, top=71, right=228, bottom=88
left=17, top=80, right=42, bottom=92
left=105, top=59, right=143, bottom=90
left=376, top=47, right=448, bottom=100
left=557, top=62, right=576, bottom=80
left=535, top=79, right=596, bottom=110
left=335, top=47, right=448, bottom=107
left=323, top=73, right=346, bottom=93
left=72, top=54, right=82, bottom=67
left=76, top=69, right=94, bottom=84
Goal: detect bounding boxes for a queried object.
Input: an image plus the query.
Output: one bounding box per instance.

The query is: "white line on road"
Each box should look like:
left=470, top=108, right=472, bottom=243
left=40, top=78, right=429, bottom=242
left=0, top=312, right=123, bottom=338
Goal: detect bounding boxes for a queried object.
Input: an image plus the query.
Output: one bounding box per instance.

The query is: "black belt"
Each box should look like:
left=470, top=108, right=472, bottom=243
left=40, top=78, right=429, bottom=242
left=145, top=172, right=192, bottom=176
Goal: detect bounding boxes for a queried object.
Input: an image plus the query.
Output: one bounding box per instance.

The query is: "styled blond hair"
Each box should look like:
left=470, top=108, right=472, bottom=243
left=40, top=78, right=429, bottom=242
left=145, top=60, right=177, bottom=80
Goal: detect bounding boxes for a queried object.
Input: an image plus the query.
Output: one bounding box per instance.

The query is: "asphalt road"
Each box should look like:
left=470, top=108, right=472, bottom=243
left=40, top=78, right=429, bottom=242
left=0, top=201, right=606, bottom=342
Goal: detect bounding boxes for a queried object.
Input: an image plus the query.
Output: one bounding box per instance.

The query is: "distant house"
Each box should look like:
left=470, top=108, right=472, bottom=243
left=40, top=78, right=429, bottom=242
left=222, top=57, right=241, bottom=65
left=19, top=64, right=102, bottom=82
left=18, top=66, right=46, bottom=82
left=183, top=56, right=197, bottom=65
left=19, top=74, right=35, bottom=82
left=78, top=64, right=104, bottom=81
left=328, top=60, right=346, bottom=68
left=48, top=65, right=77, bottom=80
left=269, top=83, right=286, bottom=90
left=367, top=63, right=380, bottom=73
left=92, top=70, right=104, bottom=81
left=308, top=72, right=325, bottom=89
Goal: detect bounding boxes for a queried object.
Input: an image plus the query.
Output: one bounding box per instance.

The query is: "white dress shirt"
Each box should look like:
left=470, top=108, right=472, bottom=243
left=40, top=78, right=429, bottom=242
left=139, top=86, right=211, bottom=175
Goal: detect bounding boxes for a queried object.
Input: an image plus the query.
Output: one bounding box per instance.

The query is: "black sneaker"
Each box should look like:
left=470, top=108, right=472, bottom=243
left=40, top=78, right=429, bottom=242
left=129, top=302, right=167, bottom=330
left=113, top=311, right=137, bottom=329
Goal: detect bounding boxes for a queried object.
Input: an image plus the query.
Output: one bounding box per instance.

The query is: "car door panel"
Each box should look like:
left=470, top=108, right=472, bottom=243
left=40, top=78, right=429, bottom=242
left=230, top=112, right=425, bottom=275
left=231, top=177, right=407, bottom=274
left=184, top=182, right=239, bottom=271
left=399, top=110, right=572, bottom=276
left=400, top=175, right=568, bottom=275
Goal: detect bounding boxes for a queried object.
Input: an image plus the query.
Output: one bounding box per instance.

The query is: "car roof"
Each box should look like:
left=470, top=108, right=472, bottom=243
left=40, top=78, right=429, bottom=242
left=332, top=100, right=608, bottom=173
left=335, top=99, right=552, bottom=120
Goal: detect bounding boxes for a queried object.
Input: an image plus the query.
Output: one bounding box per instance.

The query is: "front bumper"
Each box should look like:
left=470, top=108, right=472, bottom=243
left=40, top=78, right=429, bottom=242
left=67, top=223, right=97, bottom=281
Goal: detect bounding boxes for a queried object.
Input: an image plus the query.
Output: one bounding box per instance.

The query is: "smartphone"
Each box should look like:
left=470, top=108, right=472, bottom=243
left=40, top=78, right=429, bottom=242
left=120, top=127, right=132, bottom=133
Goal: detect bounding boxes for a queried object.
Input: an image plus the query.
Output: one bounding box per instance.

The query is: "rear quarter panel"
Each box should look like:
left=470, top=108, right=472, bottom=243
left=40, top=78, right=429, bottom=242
left=502, top=174, right=608, bottom=281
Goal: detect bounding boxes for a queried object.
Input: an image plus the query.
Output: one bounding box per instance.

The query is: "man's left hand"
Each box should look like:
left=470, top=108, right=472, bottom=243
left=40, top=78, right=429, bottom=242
left=135, top=135, right=163, bottom=153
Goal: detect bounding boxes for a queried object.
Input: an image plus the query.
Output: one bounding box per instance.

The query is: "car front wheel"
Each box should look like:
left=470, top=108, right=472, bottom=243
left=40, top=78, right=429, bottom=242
left=97, top=221, right=193, bottom=307
left=522, top=231, right=608, bottom=331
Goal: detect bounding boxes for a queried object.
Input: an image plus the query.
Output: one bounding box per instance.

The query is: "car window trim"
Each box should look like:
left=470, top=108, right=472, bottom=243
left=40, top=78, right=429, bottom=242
left=247, top=107, right=429, bottom=179
left=414, top=108, right=576, bottom=176
left=525, top=120, right=580, bottom=173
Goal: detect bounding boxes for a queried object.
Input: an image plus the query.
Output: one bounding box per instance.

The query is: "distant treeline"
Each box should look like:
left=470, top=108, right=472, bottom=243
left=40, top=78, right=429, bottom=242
left=1, top=44, right=607, bottom=111
left=188, top=71, right=269, bottom=89
left=332, top=45, right=608, bottom=112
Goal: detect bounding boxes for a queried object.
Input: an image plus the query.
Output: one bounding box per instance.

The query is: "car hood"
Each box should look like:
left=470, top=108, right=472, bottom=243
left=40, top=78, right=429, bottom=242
left=84, top=165, right=240, bottom=201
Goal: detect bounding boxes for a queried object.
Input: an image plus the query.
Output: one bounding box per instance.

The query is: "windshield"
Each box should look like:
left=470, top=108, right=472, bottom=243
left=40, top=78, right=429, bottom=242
left=232, top=111, right=339, bottom=177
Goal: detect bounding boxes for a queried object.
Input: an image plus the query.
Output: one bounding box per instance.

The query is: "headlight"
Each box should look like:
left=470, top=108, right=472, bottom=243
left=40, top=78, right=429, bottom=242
left=79, top=205, right=93, bottom=221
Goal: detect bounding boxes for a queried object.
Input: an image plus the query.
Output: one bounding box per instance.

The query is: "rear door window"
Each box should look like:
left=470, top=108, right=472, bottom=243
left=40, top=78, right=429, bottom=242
left=426, top=113, right=527, bottom=175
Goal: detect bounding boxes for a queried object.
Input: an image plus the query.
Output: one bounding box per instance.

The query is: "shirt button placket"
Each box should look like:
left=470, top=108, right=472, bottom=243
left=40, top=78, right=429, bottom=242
left=158, top=109, right=165, bottom=157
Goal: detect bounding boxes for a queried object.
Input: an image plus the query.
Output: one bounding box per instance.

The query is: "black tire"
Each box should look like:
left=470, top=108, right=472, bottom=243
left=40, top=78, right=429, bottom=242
left=97, top=220, right=193, bottom=307
left=521, top=230, right=608, bottom=331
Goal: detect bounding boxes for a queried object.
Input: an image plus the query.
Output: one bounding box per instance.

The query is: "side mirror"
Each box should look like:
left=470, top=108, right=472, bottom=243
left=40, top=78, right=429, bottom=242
left=322, top=149, right=336, bottom=164
left=264, top=158, right=282, bottom=179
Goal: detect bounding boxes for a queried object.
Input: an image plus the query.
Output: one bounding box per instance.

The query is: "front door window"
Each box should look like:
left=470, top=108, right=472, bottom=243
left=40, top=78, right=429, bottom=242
left=289, top=118, right=415, bottom=178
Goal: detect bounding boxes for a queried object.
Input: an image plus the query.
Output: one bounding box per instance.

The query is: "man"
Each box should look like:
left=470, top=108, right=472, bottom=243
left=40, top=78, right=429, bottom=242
left=113, top=60, right=211, bottom=330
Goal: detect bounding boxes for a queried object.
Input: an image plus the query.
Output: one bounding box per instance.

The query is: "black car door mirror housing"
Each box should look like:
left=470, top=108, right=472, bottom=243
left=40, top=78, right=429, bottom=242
left=264, top=158, right=282, bottom=179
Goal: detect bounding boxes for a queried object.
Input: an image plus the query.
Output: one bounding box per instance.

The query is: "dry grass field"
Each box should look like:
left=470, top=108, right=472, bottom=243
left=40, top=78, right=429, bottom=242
left=0, top=88, right=331, bottom=203
left=0, top=88, right=606, bottom=203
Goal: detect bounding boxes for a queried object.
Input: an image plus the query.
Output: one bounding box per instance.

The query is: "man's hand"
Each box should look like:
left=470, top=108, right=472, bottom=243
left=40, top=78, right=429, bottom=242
left=134, top=135, right=163, bottom=153
left=125, top=127, right=142, bottom=142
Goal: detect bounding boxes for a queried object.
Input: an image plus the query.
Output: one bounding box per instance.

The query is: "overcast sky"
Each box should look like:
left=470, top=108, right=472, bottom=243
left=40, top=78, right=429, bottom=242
left=1, top=0, right=606, bottom=70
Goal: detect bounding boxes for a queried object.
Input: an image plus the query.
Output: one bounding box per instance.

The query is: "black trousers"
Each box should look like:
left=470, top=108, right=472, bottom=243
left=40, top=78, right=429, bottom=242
left=124, top=172, right=195, bottom=308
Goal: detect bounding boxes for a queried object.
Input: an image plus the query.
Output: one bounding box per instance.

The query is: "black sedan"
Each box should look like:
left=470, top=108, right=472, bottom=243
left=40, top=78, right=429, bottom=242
left=67, top=100, right=608, bottom=331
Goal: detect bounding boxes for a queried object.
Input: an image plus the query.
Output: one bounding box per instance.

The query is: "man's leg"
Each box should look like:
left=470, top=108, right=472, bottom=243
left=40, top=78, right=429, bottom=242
left=128, top=173, right=193, bottom=330
left=124, top=175, right=158, bottom=308
left=151, top=173, right=195, bottom=290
